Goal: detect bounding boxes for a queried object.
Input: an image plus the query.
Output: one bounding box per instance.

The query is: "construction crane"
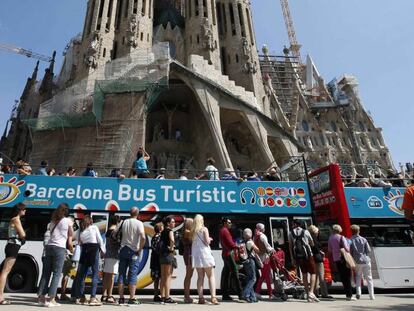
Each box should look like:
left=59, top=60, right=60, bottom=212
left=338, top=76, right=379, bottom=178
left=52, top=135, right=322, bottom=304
left=280, top=0, right=302, bottom=64
left=0, top=42, right=52, bottom=63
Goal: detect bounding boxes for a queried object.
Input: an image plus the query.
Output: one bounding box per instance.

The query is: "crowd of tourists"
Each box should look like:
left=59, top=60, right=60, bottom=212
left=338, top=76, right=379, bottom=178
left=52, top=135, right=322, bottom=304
left=0, top=203, right=376, bottom=306
left=0, top=147, right=282, bottom=181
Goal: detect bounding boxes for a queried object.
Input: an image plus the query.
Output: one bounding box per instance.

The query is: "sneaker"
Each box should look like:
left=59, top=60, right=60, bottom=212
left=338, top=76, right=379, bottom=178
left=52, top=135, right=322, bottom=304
left=356, top=294, right=361, bottom=300
left=255, top=294, right=263, bottom=300
left=153, top=295, right=162, bottom=303
left=163, top=298, right=177, bottom=304
left=222, top=296, right=233, bottom=301
left=127, top=298, right=141, bottom=306
left=308, top=293, right=320, bottom=302
left=47, top=300, right=61, bottom=308
left=89, top=298, right=102, bottom=306
left=118, top=297, right=126, bottom=305
left=346, top=297, right=357, bottom=301
left=370, top=296, right=375, bottom=300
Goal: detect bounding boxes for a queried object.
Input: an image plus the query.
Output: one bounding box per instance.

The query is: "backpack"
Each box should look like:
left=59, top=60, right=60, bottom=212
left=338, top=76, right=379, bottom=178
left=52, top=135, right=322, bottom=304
left=155, top=232, right=170, bottom=255
left=234, top=241, right=248, bottom=264
left=292, top=229, right=311, bottom=260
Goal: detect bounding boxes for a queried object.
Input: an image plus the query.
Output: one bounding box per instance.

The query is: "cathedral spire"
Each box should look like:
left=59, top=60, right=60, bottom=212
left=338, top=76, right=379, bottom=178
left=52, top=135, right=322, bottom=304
left=21, top=60, right=40, bottom=100
left=39, top=51, right=56, bottom=99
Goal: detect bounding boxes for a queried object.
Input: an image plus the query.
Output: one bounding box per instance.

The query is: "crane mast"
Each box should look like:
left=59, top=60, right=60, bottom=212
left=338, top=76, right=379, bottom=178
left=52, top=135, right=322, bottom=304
left=280, top=0, right=302, bottom=64
left=0, top=42, right=52, bottom=62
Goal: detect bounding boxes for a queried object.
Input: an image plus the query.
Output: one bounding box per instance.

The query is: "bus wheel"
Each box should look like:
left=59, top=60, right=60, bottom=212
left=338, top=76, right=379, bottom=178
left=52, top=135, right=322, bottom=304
left=5, top=258, right=36, bottom=293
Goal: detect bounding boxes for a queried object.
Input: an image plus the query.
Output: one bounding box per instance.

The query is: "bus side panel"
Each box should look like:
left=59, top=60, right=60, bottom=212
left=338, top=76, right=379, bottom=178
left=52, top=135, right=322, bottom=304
left=374, top=247, right=414, bottom=288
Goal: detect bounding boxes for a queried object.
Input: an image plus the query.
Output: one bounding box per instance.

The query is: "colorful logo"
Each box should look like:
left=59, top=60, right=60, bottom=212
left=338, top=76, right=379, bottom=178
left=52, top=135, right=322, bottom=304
left=384, top=190, right=405, bottom=216
left=0, top=176, right=25, bottom=206
left=245, top=186, right=308, bottom=209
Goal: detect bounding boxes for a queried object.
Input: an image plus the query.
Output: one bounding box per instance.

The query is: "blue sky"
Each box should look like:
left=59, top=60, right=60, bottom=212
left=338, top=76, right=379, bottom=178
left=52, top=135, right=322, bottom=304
left=0, top=0, right=413, bottom=168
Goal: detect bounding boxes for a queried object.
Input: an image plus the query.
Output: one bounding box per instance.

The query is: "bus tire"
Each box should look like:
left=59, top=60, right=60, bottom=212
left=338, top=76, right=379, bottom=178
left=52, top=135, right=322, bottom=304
left=5, top=257, right=37, bottom=293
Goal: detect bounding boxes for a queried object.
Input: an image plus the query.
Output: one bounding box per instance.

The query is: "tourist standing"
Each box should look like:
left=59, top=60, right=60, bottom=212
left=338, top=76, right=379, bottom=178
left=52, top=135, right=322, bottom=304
left=350, top=225, right=375, bottom=300
left=182, top=218, right=194, bottom=303
left=196, top=157, right=219, bottom=180
left=116, top=207, right=146, bottom=305
left=135, top=147, right=151, bottom=178
left=308, top=225, right=331, bottom=299
left=82, top=162, right=98, bottom=177
left=219, top=217, right=242, bottom=301
left=38, top=203, right=74, bottom=307
left=191, top=215, right=218, bottom=305
left=74, top=215, right=105, bottom=306
left=101, top=215, right=121, bottom=304
left=159, top=216, right=177, bottom=304
left=37, top=160, right=48, bottom=175
left=289, top=220, right=319, bottom=302
left=242, top=228, right=259, bottom=303
left=328, top=224, right=355, bottom=300
left=150, top=223, right=164, bottom=302
left=254, top=223, right=274, bottom=300
left=0, top=203, right=26, bottom=305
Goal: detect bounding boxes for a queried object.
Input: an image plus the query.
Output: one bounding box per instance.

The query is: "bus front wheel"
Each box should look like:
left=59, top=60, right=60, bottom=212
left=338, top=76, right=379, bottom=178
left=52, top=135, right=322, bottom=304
left=5, top=258, right=37, bottom=293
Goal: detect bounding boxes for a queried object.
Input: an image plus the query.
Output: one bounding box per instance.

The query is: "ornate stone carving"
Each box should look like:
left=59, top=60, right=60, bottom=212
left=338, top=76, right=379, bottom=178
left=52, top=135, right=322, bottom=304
left=84, top=31, right=101, bottom=68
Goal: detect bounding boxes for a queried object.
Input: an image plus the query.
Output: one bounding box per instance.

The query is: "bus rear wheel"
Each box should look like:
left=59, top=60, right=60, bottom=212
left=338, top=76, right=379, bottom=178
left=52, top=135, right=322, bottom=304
left=5, top=258, right=37, bottom=293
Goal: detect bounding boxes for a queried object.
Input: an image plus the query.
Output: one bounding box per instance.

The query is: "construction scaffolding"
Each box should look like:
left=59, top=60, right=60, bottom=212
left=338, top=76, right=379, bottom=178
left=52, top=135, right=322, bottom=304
left=24, top=42, right=170, bottom=173
left=24, top=42, right=170, bottom=131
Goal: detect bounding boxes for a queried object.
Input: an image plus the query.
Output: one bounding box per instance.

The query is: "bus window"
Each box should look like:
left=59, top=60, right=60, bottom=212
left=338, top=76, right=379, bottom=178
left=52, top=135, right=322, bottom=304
left=371, top=225, right=414, bottom=246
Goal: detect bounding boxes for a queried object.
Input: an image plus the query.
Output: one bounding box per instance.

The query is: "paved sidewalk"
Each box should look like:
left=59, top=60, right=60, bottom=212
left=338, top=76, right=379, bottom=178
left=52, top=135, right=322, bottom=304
left=2, top=294, right=414, bottom=311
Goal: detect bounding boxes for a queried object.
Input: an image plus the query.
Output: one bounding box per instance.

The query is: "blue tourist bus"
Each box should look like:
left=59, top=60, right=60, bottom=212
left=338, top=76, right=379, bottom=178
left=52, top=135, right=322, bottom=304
left=0, top=174, right=312, bottom=292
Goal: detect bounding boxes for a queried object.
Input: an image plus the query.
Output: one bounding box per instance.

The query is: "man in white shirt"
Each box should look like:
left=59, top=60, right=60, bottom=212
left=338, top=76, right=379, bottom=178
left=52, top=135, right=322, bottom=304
left=116, top=207, right=146, bottom=305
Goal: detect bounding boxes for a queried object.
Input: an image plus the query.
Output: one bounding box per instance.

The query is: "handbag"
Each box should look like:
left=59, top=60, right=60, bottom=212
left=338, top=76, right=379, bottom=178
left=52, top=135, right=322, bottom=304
left=340, top=236, right=356, bottom=270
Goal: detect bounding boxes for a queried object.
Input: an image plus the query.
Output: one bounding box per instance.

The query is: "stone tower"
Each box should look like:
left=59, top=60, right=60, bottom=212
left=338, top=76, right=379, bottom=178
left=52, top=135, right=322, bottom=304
left=185, top=0, right=221, bottom=70
left=77, top=0, right=154, bottom=79
left=217, top=1, right=266, bottom=99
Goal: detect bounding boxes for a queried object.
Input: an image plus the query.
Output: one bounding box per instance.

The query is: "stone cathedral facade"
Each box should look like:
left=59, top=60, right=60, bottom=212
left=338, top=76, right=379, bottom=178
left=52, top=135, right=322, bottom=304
left=0, top=0, right=393, bottom=177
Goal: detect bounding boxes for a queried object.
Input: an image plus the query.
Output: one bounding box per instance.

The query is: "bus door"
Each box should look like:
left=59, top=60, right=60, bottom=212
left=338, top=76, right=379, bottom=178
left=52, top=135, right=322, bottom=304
left=269, top=217, right=290, bottom=263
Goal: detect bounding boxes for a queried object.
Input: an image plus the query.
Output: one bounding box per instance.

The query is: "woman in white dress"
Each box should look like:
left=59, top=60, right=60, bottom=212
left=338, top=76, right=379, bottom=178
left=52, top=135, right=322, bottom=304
left=190, top=214, right=219, bottom=305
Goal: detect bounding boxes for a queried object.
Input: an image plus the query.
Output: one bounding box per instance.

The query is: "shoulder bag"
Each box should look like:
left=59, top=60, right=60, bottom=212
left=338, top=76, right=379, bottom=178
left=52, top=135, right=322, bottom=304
left=340, top=236, right=356, bottom=270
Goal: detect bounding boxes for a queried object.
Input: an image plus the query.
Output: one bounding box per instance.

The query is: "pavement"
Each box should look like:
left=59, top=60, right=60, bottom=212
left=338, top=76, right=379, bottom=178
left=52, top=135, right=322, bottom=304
left=2, top=294, right=414, bottom=311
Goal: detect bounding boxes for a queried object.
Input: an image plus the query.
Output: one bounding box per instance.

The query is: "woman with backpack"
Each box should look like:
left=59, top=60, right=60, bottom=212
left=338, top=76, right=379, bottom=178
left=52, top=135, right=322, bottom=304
left=74, top=215, right=105, bottom=306
left=101, top=215, right=121, bottom=304
left=150, top=222, right=164, bottom=302
left=190, top=214, right=219, bottom=305
left=38, top=203, right=74, bottom=307
left=159, top=216, right=177, bottom=304
left=182, top=218, right=194, bottom=304
left=242, top=228, right=260, bottom=303
left=0, top=203, right=26, bottom=305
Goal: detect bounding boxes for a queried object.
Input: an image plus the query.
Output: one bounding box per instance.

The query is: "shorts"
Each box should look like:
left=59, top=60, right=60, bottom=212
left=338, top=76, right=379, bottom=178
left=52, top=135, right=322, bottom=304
left=5, top=243, right=21, bottom=258
left=62, top=257, right=73, bottom=276
left=298, top=257, right=316, bottom=274
left=118, top=246, right=140, bottom=285
left=103, top=258, right=119, bottom=274
left=160, top=254, right=176, bottom=266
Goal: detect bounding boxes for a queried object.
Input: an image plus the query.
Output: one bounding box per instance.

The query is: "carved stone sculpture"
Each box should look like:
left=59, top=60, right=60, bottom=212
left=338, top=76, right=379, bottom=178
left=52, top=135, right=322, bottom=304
left=85, top=31, right=101, bottom=68
left=201, top=18, right=215, bottom=51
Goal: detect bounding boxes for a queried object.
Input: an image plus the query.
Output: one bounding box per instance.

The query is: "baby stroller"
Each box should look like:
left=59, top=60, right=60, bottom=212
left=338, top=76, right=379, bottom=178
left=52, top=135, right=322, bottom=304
left=269, top=248, right=305, bottom=300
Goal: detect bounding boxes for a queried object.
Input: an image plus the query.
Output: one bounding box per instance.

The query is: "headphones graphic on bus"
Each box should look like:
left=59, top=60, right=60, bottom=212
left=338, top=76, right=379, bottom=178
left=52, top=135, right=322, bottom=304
left=240, top=188, right=257, bottom=205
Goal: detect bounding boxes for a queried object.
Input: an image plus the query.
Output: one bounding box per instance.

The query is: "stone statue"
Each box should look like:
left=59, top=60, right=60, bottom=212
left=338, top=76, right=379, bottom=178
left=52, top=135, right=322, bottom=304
left=162, top=102, right=178, bottom=139
left=201, top=18, right=215, bottom=51
left=152, top=123, right=162, bottom=142
left=241, top=37, right=257, bottom=73
left=264, top=73, right=273, bottom=96
left=85, top=31, right=101, bottom=68
left=127, top=15, right=139, bottom=47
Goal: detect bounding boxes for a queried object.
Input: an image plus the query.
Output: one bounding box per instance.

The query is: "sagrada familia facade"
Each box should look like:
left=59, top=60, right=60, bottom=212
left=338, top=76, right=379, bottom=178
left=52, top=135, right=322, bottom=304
left=0, top=0, right=393, bottom=177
